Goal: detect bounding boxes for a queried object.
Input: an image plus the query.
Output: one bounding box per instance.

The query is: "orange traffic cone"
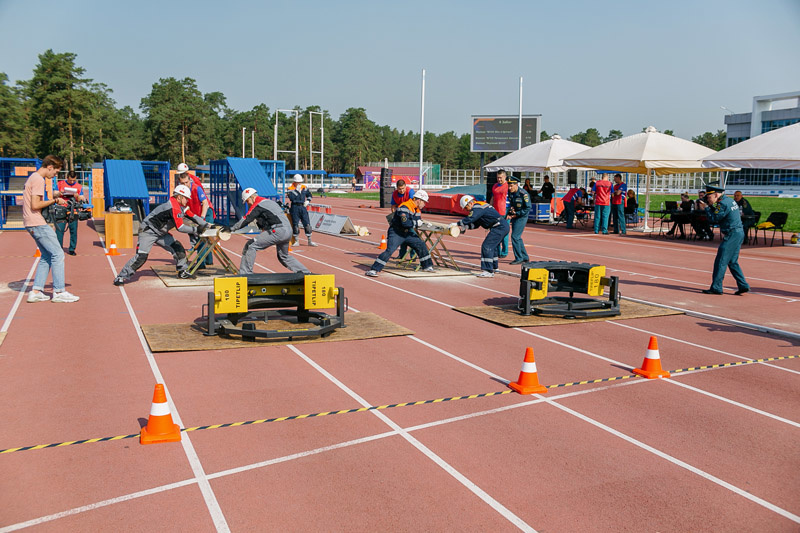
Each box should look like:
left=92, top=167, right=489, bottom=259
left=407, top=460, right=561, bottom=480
left=633, top=336, right=670, bottom=379
left=140, top=384, right=181, bottom=445
left=378, top=235, right=387, bottom=250
left=508, top=347, right=548, bottom=394
left=34, top=248, right=41, bottom=257
left=106, top=240, right=120, bottom=256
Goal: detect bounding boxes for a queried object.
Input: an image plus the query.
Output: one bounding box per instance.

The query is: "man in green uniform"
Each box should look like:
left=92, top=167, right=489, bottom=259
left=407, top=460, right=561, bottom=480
left=507, top=176, right=531, bottom=265
left=700, top=183, right=750, bottom=295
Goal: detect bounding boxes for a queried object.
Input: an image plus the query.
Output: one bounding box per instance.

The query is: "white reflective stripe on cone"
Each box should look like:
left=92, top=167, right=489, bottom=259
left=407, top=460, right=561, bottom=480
left=644, top=349, right=661, bottom=360
left=150, top=402, right=171, bottom=416
left=521, top=361, right=538, bottom=373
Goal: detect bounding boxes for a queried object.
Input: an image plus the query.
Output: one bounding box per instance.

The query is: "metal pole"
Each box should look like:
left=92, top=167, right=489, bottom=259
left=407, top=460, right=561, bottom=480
left=320, top=120, right=324, bottom=170
left=419, top=68, right=426, bottom=189
left=294, top=111, right=299, bottom=170
left=518, top=76, right=523, bottom=150
left=251, top=129, right=255, bottom=158
left=241, top=127, right=245, bottom=158
left=309, top=113, right=313, bottom=170
left=273, top=112, right=278, bottom=160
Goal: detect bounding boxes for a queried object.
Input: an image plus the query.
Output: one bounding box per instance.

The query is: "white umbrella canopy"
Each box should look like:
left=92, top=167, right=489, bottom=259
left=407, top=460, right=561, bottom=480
left=563, top=126, right=726, bottom=175
left=563, top=126, right=734, bottom=231
left=484, top=135, right=591, bottom=173
left=702, top=122, right=800, bottom=169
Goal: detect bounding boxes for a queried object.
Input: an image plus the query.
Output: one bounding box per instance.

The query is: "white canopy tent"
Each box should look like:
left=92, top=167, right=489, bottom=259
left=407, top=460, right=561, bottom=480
left=563, top=126, right=734, bottom=230
left=702, top=122, right=800, bottom=170
left=484, top=135, right=591, bottom=173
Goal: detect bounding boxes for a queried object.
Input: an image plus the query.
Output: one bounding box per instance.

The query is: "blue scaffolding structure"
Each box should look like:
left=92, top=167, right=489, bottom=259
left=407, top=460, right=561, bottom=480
left=210, top=157, right=282, bottom=225
left=103, top=160, right=151, bottom=217
left=0, top=158, right=41, bottom=230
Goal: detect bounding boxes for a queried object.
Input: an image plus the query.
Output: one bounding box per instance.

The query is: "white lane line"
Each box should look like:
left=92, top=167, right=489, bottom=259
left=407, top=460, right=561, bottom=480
left=0, top=259, right=37, bottom=333
left=103, top=246, right=231, bottom=532
left=543, top=398, right=800, bottom=524
left=665, top=379, right=800, bottom=428
left=4, top=379, right=639, bottom=533
left=606, top=321, right=800, bottom=376
left=0, top=479, right=199, bottom=533
left=286, top=344, right=536, bottom=533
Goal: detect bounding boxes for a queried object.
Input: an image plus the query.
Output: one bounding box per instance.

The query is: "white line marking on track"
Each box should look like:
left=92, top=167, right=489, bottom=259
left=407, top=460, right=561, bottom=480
left=103, top=244, right=231, bottom=532
left=286, top=344, right=537, bottom=532
left=0, top=259, right=36, bottom=333
left=543, top=398, right=800, bottom=524
left=606, top=321, right=800, bottom=376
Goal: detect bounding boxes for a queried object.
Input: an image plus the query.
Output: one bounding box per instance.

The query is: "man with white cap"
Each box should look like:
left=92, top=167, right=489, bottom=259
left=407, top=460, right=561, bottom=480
left=230, top=187, right=309, bottom=275
left=113, top=185, right=209, bottom=285
left=286, top=174, right=318, bottom=247
left=176, top=163, right=215, bottom=267
left=365, top=190, right=435, bottom=277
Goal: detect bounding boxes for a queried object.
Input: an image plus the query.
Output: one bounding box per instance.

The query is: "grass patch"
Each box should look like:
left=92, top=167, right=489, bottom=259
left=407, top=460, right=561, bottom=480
left=643, top=194, right=800, bottom=233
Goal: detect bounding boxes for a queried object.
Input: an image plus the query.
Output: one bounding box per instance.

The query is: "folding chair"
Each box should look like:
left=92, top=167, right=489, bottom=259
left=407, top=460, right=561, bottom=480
left=755, top=212, right=788, bottom=246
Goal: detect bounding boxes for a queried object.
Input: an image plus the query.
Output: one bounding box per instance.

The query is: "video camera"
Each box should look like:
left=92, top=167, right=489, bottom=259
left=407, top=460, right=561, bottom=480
left=45, top=198, right=92, bottom=224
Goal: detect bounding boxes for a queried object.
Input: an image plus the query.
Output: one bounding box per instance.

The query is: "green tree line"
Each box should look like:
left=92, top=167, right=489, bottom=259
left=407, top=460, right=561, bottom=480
left=0, top=50, right=727, bottom=172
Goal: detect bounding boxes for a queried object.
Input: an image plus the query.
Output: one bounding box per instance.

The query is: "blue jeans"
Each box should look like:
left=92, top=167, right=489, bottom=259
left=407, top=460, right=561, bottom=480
left=26, top=224, right=66, bottom=292
left=497, top=232, right=509, bottom=257
left=594, top=205, right=610, bottom=233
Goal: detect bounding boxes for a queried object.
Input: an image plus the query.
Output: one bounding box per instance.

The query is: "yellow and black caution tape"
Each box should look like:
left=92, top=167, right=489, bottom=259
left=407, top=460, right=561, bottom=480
left=2, top=354, right=797, bottom=455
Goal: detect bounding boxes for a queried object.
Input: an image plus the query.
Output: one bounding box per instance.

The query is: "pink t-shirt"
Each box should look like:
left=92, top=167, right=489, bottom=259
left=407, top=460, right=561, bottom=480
left=593, top=180, right=613, bottom=206
left=23, top=172, right=47, bottom=227
left=492, top=181, right=508, bottom=216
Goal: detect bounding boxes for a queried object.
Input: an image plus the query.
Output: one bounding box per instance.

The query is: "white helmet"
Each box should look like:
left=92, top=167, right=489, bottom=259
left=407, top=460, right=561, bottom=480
left=241, top=187, right=258, bottom=202
left=459, top=195, right=474, bottom=210
left=176, top=163, right=189, bottom=174
left=173, top=184, right=191, bottom=199
left=292, top=174, right=304, bottom=183
left=413, top=190, right=429, bottom=202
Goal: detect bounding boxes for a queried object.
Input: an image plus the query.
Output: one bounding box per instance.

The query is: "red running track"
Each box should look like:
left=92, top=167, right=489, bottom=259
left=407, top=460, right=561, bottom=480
left=0, top=197, right=798, bottom=532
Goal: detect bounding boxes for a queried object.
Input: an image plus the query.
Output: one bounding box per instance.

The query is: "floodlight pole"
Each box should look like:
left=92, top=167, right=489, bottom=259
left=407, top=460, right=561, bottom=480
left=419, top=68, right=426, bottom=189
left=518, top=76, right=523, bottom=150
left=251, top=129, right=255, bottom=158
left=241, top=127, right=245, bottom=158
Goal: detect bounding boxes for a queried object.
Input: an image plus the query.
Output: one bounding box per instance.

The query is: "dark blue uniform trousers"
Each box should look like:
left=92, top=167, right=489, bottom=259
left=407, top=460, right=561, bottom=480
left=510, top=217, right=529, bottom=262
left=481, top=220, right=510, bottom=272
left=711, top=228, right=749, bottom=292
left=371, top=229, right=432, bottom=272
left=290, top=205, right=311, bottom=235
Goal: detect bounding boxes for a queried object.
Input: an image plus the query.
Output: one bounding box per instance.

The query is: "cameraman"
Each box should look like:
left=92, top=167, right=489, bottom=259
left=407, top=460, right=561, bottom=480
left=55, top=170, right=87, bottom=256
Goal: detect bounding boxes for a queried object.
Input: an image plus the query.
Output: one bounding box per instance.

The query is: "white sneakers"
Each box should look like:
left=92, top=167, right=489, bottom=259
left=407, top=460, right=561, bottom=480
left=27, top=291, right=50, bottom=303
left=422, top=267, right=435, bottom=273
left=365, top=270, right=378, bottom=277
left=474, top=271, right=494, bottom=278
left=51, top=291, right=80, bottom=303
left=28, top=290, right=80, bottom=303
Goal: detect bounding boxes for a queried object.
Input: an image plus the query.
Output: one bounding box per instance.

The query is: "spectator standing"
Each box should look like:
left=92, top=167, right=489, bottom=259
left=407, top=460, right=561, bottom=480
left=24, top=155, right=80, bottom=303
left=55, top=170, right=86, bottom=255
left=610, top=173, right=627, bottom=234
left=491, top=170, right=509, bottom=258
left=540, top=175, right=555, bottom=202
left=592, top=175, right=613, bottom=234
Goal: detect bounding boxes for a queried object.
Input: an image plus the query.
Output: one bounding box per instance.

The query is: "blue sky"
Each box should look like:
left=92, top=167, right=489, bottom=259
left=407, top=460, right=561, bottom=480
left=2, top=0, right=799, bottom=140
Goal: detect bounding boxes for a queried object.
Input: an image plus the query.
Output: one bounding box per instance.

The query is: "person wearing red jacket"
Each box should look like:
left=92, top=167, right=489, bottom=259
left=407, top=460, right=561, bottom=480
left=55, top=170, right=87, bottom=255
left=491, top=170, right=509, bottom=257
left=592, top=175, right=613, bottom=234
left=177, top=163, right=215, bottom=266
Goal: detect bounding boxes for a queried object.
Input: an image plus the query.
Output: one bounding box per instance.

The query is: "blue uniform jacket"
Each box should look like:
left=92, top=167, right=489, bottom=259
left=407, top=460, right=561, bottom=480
left=287, top=186, right=312, bottom=206
left=705, top=194, right=743, bottom=233
left=391, top=200, right=422, bottom=237
left=508, top=189, right=531, bottom=219
left=458, top=203, right=504, bottom=230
